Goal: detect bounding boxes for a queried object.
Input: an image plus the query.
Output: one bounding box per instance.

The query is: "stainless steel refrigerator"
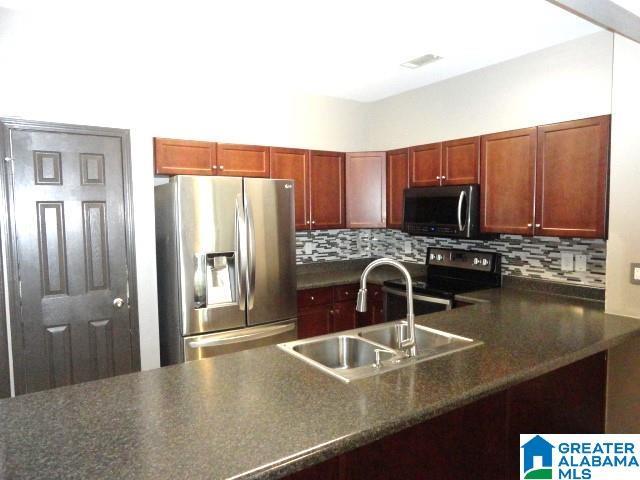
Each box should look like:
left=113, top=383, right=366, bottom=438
left=155, top=176, right=297, bottom=365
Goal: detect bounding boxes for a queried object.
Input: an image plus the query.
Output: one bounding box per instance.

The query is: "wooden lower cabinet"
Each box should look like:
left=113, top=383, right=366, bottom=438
left=332, top=301, right=357, bottom=332
left=284, top=352, right=607, bottom=480
left=297, top=304, right=332, bottom=339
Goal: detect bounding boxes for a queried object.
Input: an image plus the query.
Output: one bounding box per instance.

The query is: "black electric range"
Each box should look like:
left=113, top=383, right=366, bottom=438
left=383, top=247, right=501, bottom=320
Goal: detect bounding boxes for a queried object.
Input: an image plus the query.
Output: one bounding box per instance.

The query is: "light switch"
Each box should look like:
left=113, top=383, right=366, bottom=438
left=575, top=254, right=587, bottom=272
left=560, top=252, right=574, bottom=272
left=632, top=263, right=640, bottom=285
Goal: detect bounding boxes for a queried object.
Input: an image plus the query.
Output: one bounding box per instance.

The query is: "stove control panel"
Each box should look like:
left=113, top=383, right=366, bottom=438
left=427, top=247, right=498, bottom=272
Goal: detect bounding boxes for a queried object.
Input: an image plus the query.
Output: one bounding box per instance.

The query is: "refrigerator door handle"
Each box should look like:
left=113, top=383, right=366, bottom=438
left=245, top=195, right=257, bottom=310
left=235, top=194, right=247, bottom=311
left=186, top=322, right=295, bottom=348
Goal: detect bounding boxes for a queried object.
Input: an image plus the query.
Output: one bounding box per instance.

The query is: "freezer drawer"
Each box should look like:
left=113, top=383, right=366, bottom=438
left=182, top=320, right=297, bottom=362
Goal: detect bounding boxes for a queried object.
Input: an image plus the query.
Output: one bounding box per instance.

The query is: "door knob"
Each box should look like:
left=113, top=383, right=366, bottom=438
left=113, top=298, right=125, bottom=308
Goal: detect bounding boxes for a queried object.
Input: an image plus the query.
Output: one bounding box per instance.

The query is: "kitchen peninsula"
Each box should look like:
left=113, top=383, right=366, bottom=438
left=0, top=285, right=638, bottom=479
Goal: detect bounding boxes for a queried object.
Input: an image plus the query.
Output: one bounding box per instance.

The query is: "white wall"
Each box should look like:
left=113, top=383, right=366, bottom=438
left=0, top=7, right=367, bottom=371
left=365, top=31, right=613, bottom=150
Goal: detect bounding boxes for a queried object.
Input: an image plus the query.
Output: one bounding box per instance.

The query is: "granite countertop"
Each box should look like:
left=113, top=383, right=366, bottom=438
left=296, top=259, right=426, bottom=290
left=1, top=286, right=639, bottom=479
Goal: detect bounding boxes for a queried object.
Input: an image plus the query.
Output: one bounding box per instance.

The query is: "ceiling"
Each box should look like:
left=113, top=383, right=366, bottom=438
left=0, top=0, right=602, bottom=102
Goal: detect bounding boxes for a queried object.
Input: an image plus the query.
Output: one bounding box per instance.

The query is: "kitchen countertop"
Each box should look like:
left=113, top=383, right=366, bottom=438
left=1, top=286, right=639, bottom=479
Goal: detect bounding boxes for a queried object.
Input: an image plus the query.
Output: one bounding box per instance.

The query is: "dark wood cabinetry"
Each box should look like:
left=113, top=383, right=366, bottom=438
left=270, top=147, right=310, bottom=230
left=386, top=148, right=409, bottom=229
left=297, top=284, right=381, bottom=339
left=286, top=352, right=607, bottom=480
left=442, top=136, right=480, bottom=185
left=346, top=152, right=386, bottom=228
left=216, top=143, right=270, bottom=177
left=535, top=115, right=610, bottom=238
left=481, top=128, right=537, bottom=235
left=309, top=150, right=346, bottom=229
left=154, top=138, right=216, bottom=175
left=409, top=143, right=441, bottom=187
left=481, top=116, right=609, bottom=238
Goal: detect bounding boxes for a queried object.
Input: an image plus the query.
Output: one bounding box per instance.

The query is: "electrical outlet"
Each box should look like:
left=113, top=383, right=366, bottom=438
left=404, top=241, right=412, bottom=254
left=632, top=263, right=640, bottom=285
left=560, top=252, right=574, bottom=272
left=574, top=254, right=587, bottom=272
left=304, top=242, right=313, bottom=255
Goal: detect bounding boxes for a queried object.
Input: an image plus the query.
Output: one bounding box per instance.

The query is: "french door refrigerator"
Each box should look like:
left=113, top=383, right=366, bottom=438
left=155, top=176, right=297, bottom=365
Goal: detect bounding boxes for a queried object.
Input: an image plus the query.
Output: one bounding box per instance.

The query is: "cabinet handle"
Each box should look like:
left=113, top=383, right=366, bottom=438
left=219, top=165, right=225, bottom=170
left=311, top=220, right=316, bottom=225
left=527, top=223, right=532, bottom=227
left=436, top=176, right=441, bottom=180
left=212, top=165, right=218, bottom=170
left=535, top=224, right=541, bottom=228
left=306, top=220, right=310, bottom=225
left=441, top=176, right=446, bottom=180
left=310, top=296, right=315, bottom=301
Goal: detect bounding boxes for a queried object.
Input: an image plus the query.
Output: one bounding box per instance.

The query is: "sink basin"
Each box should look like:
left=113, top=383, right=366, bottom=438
left=358, top=322, right=478, bottom=358
left=279, top=323, right=482, bottom=383
left=292, top=336, right=395, bottom=370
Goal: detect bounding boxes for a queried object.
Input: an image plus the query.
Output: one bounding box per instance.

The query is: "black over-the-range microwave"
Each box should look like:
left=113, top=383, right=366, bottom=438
left=402, top=184, right=480, bottom=239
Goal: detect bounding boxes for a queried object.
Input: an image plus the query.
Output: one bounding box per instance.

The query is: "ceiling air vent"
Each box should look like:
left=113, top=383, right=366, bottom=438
left=400, top=53, right=443, bottom=69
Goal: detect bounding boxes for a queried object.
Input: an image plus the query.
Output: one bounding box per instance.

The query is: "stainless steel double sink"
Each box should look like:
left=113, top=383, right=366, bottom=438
left=278, top=322, right=482, bottom=382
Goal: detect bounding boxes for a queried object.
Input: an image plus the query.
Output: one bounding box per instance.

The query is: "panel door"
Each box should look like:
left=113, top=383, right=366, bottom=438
left=7, top=127, right=137, bottom=394
left=244, top=178, right=297, bottom=326
left=269, top=147, right=310, bottom=230
left=154, top=138, right=216, bottom=176
left=217, top=143, right=270, bottom=178
left=386, top=148, right=409, bottom=229
left=442, top=136, right=480, bottom=185
left=345, top=152, right=386, bottom=228
left=535, top=116, right=610, bottom=238
left=309, top=150, right=345, bottom=229
left=297, top=305, right=332, bottom=339
left=480, top=128, right=537, bottom=235
left=409, top=143, right=442, bottom=187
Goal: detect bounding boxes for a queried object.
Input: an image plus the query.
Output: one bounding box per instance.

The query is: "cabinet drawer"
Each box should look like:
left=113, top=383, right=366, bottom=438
left=297, top=288, right=332, bottom=308
left=334, top=284, right=360, bottom=302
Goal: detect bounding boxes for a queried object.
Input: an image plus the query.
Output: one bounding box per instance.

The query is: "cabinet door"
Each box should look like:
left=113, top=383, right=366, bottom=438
left=154, top=138, right=216, bottom=176
left=217, top=143, right=270, bottom=177
left=443, top=136, right=480, bottom=185
left=386, top=148, right=409, bottom=229
left=331, top=301, right=357, bottom=333
left=270, top=147, right=310, bottom=230
left=309, top=150, right=346, bottom=229
left=481, top=128, right=537, bottom=235
left=346, top=152, right=386, bottom=228
left=297, top=305, right=332, bottom=339
left=409, top=143, right=442, bottom=187
left=535, top=116, right=610, bottom=238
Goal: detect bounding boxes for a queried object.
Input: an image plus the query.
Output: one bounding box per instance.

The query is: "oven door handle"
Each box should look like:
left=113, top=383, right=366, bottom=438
left=383, top=287, right=453, bottom=309
left=457, top=190, right=467, bottom=232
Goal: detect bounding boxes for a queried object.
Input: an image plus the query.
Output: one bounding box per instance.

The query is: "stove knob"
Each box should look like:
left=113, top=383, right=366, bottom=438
left=482, top=259, right=489, bottom=266
left=430, top=253, right=436, bottom=260
left=436, top=254, right=443, bottom=261
left=473, top=257, right=480, bottom=265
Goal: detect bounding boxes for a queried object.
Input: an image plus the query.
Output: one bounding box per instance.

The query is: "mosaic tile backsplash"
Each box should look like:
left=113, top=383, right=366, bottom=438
left=296, top=229, right=606, bottom=288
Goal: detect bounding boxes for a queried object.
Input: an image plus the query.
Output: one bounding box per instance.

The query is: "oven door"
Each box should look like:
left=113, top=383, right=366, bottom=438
left=383, top=287, right=452, bottom=322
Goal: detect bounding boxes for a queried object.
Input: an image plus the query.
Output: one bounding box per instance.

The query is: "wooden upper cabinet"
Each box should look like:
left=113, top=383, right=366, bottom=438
left=386, top=148, right=409, bottom=229
left=216, top=143, right=270, bottom=177
left=409, top=143, right=442, bottom=187
left=442, top=136, right=480, bottom=185
left=309, top=150, right=346, bottom=229
left=346, top=152, right=386, bottom=228
left=535, top=115, right=610, bottom=238
left=481, top=128, right=537, bottom=235
left=270, top=147, right=310, bottom=230
left=154, top=138, right=216, bottom=176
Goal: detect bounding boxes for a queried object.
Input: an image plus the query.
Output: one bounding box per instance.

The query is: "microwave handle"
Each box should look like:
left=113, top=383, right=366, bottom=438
left=457, top=190, right=467, bottom=232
